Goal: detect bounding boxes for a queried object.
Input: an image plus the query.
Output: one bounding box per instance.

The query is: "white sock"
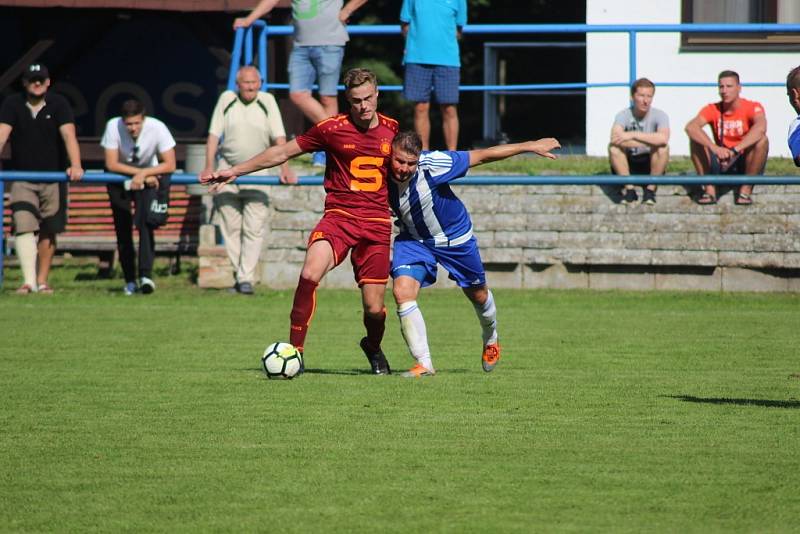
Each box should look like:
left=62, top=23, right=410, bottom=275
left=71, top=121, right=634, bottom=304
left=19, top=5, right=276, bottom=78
left=472, top=290, right=498, bottom=346
left=15, top=232, right=38, bottom=290
left=397, top=301, right=433, bottom=371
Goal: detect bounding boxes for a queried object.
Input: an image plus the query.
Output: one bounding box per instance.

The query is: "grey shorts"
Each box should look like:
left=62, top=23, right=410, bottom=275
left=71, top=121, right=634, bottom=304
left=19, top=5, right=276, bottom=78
left=10, top=181, right=67, bottom=234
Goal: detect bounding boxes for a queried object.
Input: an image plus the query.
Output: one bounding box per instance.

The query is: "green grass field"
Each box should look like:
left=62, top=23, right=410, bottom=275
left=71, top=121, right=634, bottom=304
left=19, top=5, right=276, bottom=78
left=1, top=263, right=799, bottom=532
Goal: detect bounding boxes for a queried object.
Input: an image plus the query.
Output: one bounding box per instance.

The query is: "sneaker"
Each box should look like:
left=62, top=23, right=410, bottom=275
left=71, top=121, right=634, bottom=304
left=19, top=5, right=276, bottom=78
left=643, top=189, right=656, bottom=205
left=140, top=277, right=155, bottom=295
left=359, top=337, right=391, bottom=375
left=238, top=281, right=254, bottom=295
left=312, top=151, right=326, bottom=168
left=401, top=363, right=436, bottom=378
left=481, top=343, right=501, bottom=372
left=621, top=188, right=638, bottom=204
left=15, top=284, right=36, bottom=294
left=124, top=281, right=137, bottom=296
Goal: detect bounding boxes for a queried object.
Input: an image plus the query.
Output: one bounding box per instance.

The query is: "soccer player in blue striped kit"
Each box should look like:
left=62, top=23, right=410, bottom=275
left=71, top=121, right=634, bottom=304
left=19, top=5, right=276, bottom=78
left=387, top=131, right=561, bottom=377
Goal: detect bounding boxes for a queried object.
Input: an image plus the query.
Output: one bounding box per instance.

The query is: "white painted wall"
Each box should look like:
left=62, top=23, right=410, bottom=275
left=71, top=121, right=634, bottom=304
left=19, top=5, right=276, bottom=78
left=586, top=1, right=798, bottom=157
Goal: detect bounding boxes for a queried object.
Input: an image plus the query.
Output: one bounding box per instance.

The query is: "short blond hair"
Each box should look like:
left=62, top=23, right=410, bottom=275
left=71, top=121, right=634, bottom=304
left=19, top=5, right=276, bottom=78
left=343, top=68, right=377, bottom=91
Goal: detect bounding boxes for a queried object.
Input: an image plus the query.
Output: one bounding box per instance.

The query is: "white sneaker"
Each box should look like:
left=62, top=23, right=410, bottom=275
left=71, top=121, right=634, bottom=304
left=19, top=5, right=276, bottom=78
left=140, top=277, right=155, bottom=295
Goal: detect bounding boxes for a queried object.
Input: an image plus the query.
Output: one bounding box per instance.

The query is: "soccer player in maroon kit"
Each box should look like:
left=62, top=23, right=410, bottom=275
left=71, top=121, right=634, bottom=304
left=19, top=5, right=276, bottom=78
left=202, top=68, right=398, bottom=374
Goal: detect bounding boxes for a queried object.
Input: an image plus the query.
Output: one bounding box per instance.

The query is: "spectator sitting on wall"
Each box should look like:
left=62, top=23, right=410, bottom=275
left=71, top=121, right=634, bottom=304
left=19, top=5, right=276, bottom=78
left=685, top=70, right=768, bottom=205
left=608, top=77, right=670, bottom=205
left=0, top=63, right=84, bottom=294
left=101, top=99, right=176, bottom=295
left=786, top=65, right=800, bottom=167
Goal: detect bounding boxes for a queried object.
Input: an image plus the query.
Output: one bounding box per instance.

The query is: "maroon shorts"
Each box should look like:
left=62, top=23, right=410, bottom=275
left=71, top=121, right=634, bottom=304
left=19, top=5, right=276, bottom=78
left=309, top=210, right=391, bottom=286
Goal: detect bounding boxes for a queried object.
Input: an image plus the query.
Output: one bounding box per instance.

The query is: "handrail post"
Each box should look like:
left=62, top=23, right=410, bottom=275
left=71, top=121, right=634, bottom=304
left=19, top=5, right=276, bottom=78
left=228, top=28, right=244, bottom=91
left=628, top=30, right=637, bottom=87
left=0, top=178, right=4, bottom=288
left=259, top=22, right=269, bottom=91
left=245, top=27, right=254, bottom=66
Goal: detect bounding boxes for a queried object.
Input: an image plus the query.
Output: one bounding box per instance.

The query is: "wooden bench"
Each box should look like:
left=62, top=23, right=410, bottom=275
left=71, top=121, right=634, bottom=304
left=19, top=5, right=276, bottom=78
left=3, top=182, right=202, bottom=276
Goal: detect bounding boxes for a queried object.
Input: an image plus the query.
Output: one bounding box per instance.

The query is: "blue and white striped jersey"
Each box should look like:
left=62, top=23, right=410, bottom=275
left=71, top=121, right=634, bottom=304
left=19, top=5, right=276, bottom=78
left=388, top=150, right=472, bottom=247
left=789, top=115, right=800, bottom=167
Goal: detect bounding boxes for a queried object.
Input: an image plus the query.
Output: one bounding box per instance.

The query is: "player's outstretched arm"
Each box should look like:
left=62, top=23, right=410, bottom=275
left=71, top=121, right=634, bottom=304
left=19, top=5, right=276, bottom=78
left=202, top=138, right=304, bottom=187
left=468, top=138, right=561, bottom=168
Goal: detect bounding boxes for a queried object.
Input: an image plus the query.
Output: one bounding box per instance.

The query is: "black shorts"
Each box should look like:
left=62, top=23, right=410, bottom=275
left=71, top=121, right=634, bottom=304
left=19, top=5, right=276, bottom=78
left=611, top=152, right=651, bottom=175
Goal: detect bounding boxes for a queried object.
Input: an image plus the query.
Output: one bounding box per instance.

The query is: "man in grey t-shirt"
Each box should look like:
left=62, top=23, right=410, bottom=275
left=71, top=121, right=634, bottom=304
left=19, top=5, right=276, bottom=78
left=234, top=0, right=368, bottom=166
left=608, top=78, right=670, bottom=205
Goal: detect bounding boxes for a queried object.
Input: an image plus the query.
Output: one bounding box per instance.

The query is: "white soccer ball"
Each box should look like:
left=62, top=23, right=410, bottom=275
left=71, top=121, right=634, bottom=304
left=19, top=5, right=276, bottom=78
left=262, top=342, right=303, bottom=380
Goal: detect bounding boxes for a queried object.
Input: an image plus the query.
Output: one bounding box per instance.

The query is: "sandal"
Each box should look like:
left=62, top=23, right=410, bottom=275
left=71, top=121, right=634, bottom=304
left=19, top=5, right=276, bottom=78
left=697, top=192, right=717, bottom=205
left=15, top=284, right=35, bottom=294
left=735, top=193, right=753, bottom=205
left=37, top=283, right=54, bottom=294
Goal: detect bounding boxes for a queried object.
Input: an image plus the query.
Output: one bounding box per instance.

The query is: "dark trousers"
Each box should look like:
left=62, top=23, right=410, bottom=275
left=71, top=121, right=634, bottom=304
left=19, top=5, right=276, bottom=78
left=107, top=183, right=156, bottom=282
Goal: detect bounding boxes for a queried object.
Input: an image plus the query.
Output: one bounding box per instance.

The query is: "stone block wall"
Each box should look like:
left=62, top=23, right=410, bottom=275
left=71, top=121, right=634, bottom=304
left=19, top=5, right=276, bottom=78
left=198, top=184, right=800, bottom=292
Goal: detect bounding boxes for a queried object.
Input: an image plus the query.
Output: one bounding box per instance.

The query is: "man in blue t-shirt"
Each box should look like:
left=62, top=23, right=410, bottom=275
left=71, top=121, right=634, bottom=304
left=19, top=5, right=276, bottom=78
left=387, top=131, right=560, bottom=377
left=400, top=0, right=467, bottom=151
left=787, top=65, right=800, bottom=167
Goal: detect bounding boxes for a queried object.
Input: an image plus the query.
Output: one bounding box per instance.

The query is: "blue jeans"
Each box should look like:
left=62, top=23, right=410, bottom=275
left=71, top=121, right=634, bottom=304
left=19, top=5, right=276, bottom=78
left=288, top=45, right=345, bottom=96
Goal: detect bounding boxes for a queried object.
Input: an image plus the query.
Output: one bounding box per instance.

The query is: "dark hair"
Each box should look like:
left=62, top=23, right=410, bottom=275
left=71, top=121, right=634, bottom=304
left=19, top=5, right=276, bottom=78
left=787, top=65, right=800, bottom=91
left=630, top=77, right=655, bottom=95
left=120, top=99, right=145, bottom=118
left=343, top=68, right=378, bottom=91
left=718, top=70, right=740, bottom=84
left=392, top=131, right=422, bottom=156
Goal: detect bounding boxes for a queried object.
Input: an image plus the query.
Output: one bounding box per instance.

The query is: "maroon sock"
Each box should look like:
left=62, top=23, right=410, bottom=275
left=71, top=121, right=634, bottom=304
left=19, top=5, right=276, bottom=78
left=289, top=276, right=318, bottom=352
left=363, top=307, right=386, bottom=351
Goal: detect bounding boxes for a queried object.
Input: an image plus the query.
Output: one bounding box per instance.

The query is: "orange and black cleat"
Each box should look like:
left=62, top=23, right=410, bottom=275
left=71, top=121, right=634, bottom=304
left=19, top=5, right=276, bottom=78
left=481, top=343, right=501, bottom=372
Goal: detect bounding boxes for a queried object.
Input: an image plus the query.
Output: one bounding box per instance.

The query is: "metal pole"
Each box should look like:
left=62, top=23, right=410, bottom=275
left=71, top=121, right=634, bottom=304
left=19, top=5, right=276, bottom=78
left=0, top=179, right=4, bottom=288
left=228, top=28, right=244, bottom=91
left=628, top=30, right=637, bottom=87
left=259, top=22, right=269, bottom=91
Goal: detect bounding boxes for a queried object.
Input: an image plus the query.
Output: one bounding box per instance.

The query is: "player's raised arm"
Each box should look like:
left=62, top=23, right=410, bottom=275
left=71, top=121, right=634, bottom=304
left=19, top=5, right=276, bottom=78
left=202, top=138, right=305, bottom=186
left=468, top=138, right=561, bottom=168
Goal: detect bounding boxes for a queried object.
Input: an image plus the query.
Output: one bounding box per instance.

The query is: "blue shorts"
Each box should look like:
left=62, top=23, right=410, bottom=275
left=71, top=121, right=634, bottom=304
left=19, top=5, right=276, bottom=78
left=288, top=45, right=345, bottom=96
left=403, top=63, right=460, bottom=104
left=391, top=235, right=485, bottom=288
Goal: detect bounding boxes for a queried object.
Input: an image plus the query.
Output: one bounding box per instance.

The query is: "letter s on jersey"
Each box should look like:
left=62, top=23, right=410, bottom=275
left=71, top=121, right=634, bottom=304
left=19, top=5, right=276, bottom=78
left=349, top=156, right=384, bottom=192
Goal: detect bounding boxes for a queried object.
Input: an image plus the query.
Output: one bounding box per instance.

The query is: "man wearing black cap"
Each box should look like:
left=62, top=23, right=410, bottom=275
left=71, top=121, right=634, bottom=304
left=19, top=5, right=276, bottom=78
left=0, top=63, right=84, bottom=293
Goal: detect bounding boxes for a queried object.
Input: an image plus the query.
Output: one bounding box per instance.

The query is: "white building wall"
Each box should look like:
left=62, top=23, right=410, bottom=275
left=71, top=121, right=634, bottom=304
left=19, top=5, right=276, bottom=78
left=586, top=0, right=798, bottom=157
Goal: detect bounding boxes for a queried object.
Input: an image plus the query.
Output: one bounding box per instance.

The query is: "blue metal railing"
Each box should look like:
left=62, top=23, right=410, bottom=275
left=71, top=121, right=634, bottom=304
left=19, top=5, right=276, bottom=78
left=229, top=22, right=800, bottom=93
left=4, top=22, right=800, bottom=286
left=3, top=171, right=800, bottom=286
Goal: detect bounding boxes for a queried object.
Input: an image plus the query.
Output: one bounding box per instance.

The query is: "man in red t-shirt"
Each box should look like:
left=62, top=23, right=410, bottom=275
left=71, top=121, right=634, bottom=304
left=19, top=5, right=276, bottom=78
left=202, top=68, right=398, bottom=374
left=685, top=70, right=769, bottom=205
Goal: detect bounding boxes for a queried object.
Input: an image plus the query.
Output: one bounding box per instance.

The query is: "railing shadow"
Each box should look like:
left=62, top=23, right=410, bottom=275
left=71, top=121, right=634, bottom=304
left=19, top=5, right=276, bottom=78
left=665, top=394, right=800, bottom=409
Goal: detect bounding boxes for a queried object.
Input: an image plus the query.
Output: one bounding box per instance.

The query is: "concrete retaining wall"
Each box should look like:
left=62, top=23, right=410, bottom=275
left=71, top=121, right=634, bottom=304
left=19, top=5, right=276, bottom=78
left=198, top=184, right=800, bottom=292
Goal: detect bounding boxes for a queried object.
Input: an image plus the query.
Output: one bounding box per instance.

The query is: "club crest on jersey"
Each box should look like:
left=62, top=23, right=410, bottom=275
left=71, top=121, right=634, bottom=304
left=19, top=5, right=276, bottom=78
left=380, top=139, right=391, bottom=155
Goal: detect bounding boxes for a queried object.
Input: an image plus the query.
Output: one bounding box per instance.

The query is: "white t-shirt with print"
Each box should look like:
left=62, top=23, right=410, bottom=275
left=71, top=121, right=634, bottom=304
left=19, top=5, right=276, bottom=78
left=100, top=116, right=176, bottom=168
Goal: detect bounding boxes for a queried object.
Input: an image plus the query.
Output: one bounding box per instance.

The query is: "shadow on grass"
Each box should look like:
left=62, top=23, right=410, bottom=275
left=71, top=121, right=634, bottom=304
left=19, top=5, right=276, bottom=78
left=240, top=367, right=372, bottom=376
left=666, top=395, right=800, bottom=409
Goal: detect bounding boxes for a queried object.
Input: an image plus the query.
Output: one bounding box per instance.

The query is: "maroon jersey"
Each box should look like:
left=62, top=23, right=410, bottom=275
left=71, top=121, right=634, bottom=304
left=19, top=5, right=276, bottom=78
left=296, top=112, right=398, bottom=220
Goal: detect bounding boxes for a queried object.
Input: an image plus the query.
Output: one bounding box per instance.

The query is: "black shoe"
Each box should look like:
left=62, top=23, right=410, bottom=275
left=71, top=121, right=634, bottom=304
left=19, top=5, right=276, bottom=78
left=621, top=188, right=638, bottom=204
left=643, top=189, right=656, bottom=205
left=238, top=282, right=254, bottom=295
left=359, top=337, right=391, bottom=375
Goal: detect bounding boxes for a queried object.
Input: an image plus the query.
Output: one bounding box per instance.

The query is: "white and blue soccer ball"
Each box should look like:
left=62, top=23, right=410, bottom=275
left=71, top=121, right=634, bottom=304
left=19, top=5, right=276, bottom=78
left=262, top=342, right=303, bottom=380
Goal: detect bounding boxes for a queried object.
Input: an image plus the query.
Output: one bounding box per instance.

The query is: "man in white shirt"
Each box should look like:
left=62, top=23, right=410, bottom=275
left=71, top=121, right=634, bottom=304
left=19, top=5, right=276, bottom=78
left=101, top=99, right=176, bottom=295
left=199, top=66, right=296, bottom=294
